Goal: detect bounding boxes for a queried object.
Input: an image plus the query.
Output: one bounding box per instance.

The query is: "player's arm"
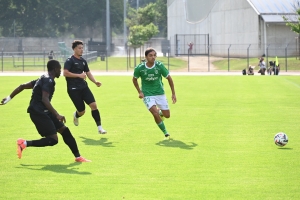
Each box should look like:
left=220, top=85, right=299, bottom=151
left=63, top=69, right=86, bottom=79
left=86, top=71, right=102, bottom=87
left=166, top=75, right=177, bottom=104
left=132, top=77, right=144, bottom=99
left=0, top=81, right=35, bottom=105
left=42, top=91, right=65, bottom=123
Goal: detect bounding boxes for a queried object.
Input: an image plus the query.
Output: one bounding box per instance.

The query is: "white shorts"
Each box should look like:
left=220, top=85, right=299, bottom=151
left=143, top=95, right=169, bottom=110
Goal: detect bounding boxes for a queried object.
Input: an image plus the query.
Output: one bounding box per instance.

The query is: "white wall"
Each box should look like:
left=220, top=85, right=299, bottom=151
left=168, top=0, right=297, bottom=57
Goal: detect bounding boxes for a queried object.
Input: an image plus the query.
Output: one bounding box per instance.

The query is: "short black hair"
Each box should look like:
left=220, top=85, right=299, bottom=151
left=72, top=40, right=84, bottom=49
left=145, top=47, right=156, bottom=57
left=47, top=60, right=61, bottom=71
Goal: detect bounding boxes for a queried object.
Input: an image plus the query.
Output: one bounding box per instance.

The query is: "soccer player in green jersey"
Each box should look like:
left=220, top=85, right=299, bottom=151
left=132, top=48, right=177, bottom=139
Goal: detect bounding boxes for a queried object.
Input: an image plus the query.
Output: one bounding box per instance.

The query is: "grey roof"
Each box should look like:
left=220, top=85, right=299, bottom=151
left=249, top=0, right=296, bottom=14
left=248, top=0, right=298, bottom=22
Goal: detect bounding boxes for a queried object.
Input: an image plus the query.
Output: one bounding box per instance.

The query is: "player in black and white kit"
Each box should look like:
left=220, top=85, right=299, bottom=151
left=63, top=40, right=106, bottom=134
left=11, top=60, right=90, bottom=162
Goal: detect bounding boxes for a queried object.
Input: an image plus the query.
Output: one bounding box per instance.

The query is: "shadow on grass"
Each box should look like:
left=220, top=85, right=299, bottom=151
left=80, top=136, right=115, bottom=147
left=155, top=139, right=197, bottom=150
left=16, top=162, right=91, bottom=175
left=277, top=147, right=293, bottom=150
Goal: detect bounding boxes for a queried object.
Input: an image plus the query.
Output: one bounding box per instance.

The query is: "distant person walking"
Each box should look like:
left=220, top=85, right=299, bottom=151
left=188, top=42, right=193, bottom=55
left=48, top=50, right=55, bottom=60
left=63, top=40, right=107, bottom=134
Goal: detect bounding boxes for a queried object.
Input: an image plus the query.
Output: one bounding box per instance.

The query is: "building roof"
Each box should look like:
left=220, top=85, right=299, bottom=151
left=248, top=0, right=298, bottom=22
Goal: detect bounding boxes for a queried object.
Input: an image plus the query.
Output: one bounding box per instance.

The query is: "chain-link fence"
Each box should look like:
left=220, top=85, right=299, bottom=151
left=1, top=37, right=300, bottom=72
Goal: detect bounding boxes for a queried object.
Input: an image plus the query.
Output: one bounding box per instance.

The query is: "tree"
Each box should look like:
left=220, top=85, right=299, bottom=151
left=283, top=1, right=300, bottom=58
left=126, top=3, right=159, bottom=67
left=0, top=0, right=124, bottom=38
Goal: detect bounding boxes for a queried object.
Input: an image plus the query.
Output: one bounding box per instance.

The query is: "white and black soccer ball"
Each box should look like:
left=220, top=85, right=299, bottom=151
left=274, top=132, right=288, bottom=147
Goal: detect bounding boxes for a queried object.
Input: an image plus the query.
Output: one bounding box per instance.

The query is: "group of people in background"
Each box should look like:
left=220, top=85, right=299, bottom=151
left=0, top=41, right=176, bottom=163
left=243, top=56, right=280, bottom=76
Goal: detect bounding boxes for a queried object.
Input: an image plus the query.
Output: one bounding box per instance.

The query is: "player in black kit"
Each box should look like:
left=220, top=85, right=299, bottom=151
left=11, top=60, right=90, bottom=162
left=63, top=40, right=106, bottom=134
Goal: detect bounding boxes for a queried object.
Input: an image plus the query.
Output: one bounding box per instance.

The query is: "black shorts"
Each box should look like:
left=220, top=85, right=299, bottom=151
left=67, top=87, right=95, bottom=112
left=30, top=112, right=64, bottom=137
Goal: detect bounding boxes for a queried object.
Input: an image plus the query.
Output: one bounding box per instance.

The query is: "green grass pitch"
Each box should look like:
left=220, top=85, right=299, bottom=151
left=0, top=75, right=300, bottom=199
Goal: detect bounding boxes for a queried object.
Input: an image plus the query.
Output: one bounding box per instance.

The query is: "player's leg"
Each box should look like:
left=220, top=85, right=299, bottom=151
left=68, top=89, right=86, bottom=126
left=57, top=126, right=91, bottom=162
left=17, top=113, right=59, bottom=159
left=144, top=96, right=170, bottom=138
left=157, top=95, right=170, bottom=119
left=156, top=95, right=171, bottom=138
left=83, top=87, right=106, bottom=134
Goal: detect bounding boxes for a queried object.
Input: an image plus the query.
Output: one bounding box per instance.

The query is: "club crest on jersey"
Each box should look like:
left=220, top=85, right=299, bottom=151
left=155, top=70, right=158, bottom=74
left=49, top=79, right=52, bottom=83
left=83, top=62, right=85, bottom=66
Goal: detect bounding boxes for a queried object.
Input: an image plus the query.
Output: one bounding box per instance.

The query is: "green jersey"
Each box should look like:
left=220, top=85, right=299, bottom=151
left=133, top=61, right=169, bottom=96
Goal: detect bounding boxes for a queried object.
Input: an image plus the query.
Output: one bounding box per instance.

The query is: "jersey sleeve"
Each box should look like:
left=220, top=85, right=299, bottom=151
left=159, top=62, right=169, bottom=78
left=30, top=79, right=37, bottom=87
left=84, top=60, right=90, bottom=73
left=133, top=66, right=140, bottom=79
left=64, top=58, right=72, bottom=71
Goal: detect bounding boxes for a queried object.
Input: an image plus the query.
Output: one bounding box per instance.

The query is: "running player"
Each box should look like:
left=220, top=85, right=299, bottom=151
left=132, top=47, right=177, bottom=139
left=63, top=40, right=106, bottom=134
left=2, top=60, right=90, bottom=162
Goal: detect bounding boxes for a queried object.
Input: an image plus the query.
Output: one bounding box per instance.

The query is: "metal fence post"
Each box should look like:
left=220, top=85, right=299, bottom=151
left=106, top=47, right=108, bottom=72
left=43, top=48, right=46, bottom=71
left=266, top=45, right=270, bottom=68
left=285, top=44, right=289, bottom=72
left=228, top=44, right=231, bottom=72
left=168, top=46, right=170, bottom=71
left=1, top=49, right=3, bottom=72
left=188, top=46, right=190, bottom=72
left=247, top=44, right=251, bottom=70
left=208, top=45, right=210, bottom=72
left=22, top=48, right=25, bottom=72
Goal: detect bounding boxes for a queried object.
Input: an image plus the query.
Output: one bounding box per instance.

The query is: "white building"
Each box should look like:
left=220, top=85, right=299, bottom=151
left=167, top=0, right=298, bottom=57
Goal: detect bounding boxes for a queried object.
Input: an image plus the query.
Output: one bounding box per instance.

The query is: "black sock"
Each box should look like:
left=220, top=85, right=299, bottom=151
left=61, top=127, right=80, bottom=157
left=75, top=111, right=81, bottom=118
left=29, top=138, right=58, bottom=147
left=91, top=109, right=101, bottom=126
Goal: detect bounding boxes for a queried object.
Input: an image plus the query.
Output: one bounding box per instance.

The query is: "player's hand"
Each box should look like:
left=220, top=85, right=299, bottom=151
left=95, top=81, right=102, bottom=87
left=79, top=73, right=86, bottom=79
left=57, top=115, right=66, bottom=123
left=0, top=98, right=6, bottom=105
left=0, top=96, right=11, bottom=105
left=139, top=92, right=144, bottom=99
left=171, top=94, right=177, bottom=104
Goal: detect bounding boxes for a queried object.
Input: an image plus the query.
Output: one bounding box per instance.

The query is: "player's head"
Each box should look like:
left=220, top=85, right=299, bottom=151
left=72, top=40, right=84, bottom=56
left=145, top=48, right=157, bottom=63
left=47, top=60, right=61, bottom=78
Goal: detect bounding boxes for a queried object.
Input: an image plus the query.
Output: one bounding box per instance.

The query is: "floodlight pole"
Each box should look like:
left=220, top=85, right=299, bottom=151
left=106, top=0, right=111, bottom=56
left=228, top=44, right=231, bottom=72
left=124, top=0, right=127, bottom=51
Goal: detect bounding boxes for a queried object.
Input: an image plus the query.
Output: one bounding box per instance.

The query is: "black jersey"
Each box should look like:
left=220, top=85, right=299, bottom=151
left=27, top=73, right=55, bottom=114
left=30, top=79, right=37, bottom=87
left=64, top=55, right=90, bottom=90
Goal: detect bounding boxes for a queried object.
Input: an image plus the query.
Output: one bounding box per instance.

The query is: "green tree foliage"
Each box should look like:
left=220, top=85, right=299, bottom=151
left=0, top=0, right=124, bottom=37
left=126, top=3, right=159, bottom=47
left=126, top=2, right=159, bottom=67
left=283, top=9, right=300, bottom=34
left=127, top=0, right=167, bottom=37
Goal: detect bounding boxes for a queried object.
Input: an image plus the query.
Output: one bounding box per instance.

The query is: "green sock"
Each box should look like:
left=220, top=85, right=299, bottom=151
left=157, top=121, right=168, bottom=134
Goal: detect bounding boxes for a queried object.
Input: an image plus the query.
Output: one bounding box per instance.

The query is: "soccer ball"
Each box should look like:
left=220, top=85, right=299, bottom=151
left=274, top=132, right=288, bottom=147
